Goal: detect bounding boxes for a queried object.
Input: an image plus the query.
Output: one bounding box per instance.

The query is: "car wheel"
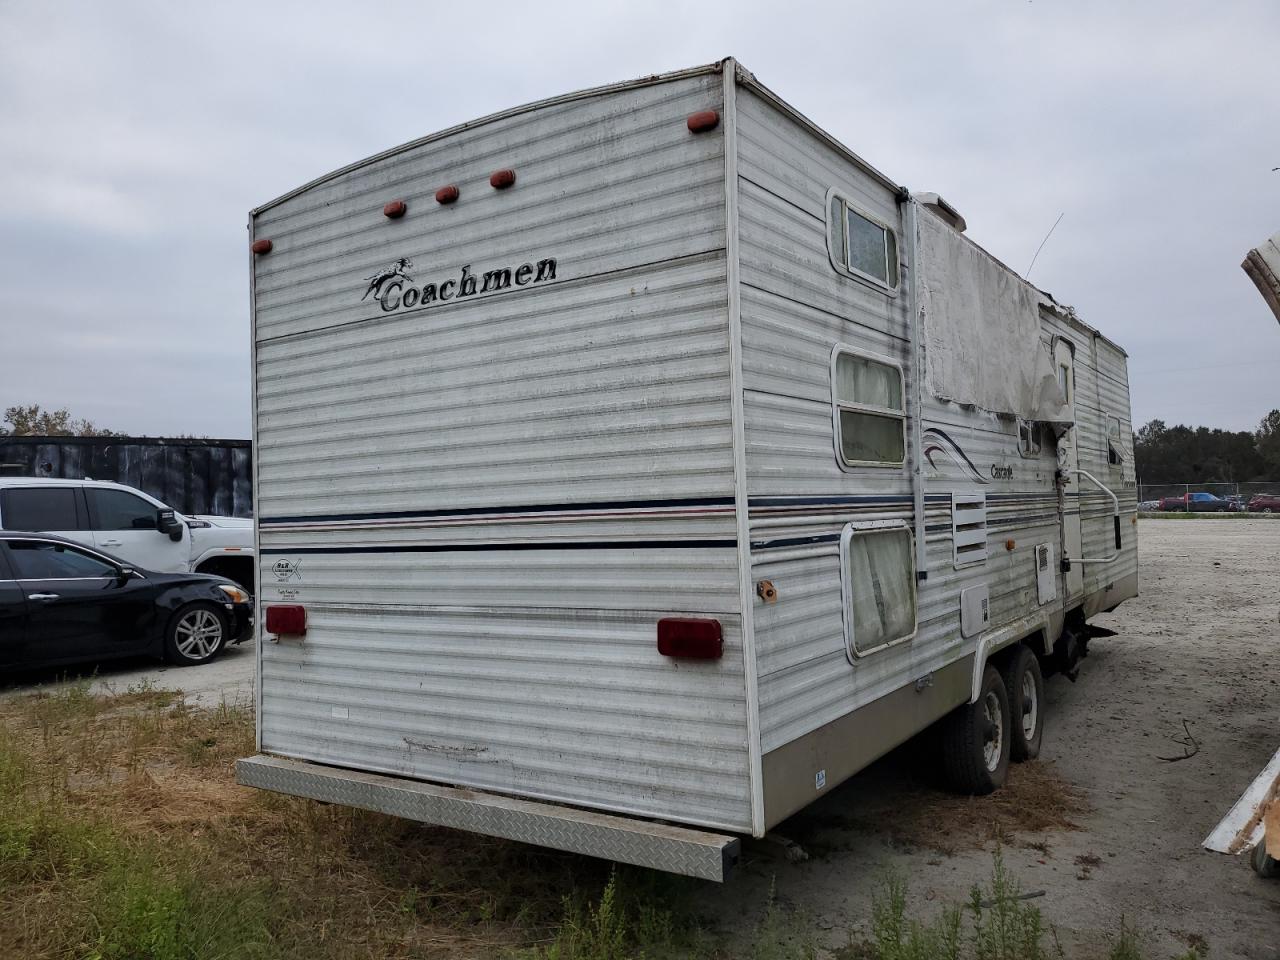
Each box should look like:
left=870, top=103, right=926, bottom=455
left=941, top=665, right=1011, bottom=795
left=1265, top=508, right=1273, bottom=515
left=165, top=602, right=228, bottom=666
left=1000, top=645, right=1045, bottom=762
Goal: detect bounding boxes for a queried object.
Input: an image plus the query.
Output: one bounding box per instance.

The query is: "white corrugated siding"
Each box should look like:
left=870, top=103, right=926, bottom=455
left=734, top=86, right=918, bottom=753
left=252, top=70, right=754, bottom=832
left=1074, top=328, right=1139, bottom=596
left=732, top=83, right=1134, bottom=756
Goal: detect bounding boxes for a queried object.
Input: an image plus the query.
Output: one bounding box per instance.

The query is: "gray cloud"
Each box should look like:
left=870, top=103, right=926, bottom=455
left=2, top=0, right=1277, bottom=437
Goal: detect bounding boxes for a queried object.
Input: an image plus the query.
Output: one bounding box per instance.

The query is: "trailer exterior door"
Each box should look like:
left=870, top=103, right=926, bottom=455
left=1053, top=339, right=1084, bottom=600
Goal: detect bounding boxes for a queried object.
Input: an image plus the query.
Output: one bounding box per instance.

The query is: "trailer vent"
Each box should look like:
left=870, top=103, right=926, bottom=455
left=1035, top=543, right=1056, bottom=604
left=951, top=492, right=988, bottom=567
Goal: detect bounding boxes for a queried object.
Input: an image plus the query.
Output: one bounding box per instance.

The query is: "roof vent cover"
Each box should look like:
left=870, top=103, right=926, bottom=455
left=916, top=192, right=966, bottom=233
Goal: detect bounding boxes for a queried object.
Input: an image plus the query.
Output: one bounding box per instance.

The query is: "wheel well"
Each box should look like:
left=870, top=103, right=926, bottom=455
left=988, top=629, right=1049, bottom=667
left=195, top=555, right=255, bottom=593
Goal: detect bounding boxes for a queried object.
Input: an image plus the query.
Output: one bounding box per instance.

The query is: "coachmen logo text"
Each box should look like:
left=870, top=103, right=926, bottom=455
left=362, top=256, right=558, bottom=313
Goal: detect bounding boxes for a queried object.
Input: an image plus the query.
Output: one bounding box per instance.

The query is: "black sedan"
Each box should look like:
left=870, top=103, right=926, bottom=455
left=0, top=532, right=252, bottom=671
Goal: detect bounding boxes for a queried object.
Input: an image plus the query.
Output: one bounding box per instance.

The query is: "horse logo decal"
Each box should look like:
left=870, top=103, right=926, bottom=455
left=361, top=257, right=415, bottom=302
left=922, top=428, right=990, bottom=484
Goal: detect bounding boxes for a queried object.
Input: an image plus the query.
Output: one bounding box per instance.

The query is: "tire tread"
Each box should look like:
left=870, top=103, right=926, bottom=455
left=941, top=665, right=1009, bottom=795
left=1001, top=645, right=1045, bottom=762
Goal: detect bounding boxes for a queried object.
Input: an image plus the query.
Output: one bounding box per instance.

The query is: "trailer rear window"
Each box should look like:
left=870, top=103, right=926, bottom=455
left=828, top=192, right=899, bottom=290
left=832, top=348, right=905, bottom=467
left=841, top=524, right=917, bottom=659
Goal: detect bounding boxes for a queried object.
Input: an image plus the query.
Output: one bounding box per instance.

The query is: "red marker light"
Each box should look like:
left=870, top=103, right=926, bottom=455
left=657, top=618, right=723, bottom=660
left=489, top=168, right=516, bottom=189
left=435, top=185, right=459, bottom=204
left=265, top=604, right=306, bottom=636
left=383, top=199, right=407, bottom=219
left=686, top=110, right=720, bottom=133
left=250, top=239, right=273, bottom=255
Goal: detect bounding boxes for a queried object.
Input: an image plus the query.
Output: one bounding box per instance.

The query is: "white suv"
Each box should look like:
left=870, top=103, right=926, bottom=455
left=0, top=478, right=255, bottom=591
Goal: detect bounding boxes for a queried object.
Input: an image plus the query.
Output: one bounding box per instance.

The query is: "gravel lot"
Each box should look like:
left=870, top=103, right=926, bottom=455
left=0, top=635, right=255, bottom=707
left=3, top=518, right=1276, bottom=957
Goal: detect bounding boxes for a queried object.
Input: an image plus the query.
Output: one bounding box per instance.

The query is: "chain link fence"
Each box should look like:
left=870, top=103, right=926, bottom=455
left=1138, top=481, right=1280, bottom=512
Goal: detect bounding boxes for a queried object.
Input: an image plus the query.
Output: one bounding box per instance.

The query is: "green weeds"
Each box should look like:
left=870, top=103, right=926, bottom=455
left=850, top=850, right=1207, bottom=960
left=530, top=870, right=815, bottom=960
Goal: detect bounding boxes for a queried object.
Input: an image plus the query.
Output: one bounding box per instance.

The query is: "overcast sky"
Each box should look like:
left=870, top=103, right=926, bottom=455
left=2, top=1, right=1278, bottom=438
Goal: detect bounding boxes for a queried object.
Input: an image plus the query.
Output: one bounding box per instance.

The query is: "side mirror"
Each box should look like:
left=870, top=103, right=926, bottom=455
left=156, top=509, right=184, bottom=541
left=116, top=565, right=136, bottom=584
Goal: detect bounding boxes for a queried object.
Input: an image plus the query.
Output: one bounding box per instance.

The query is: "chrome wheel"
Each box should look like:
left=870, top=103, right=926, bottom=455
left=1021, top=671, right=1039, bottom=741
left=983, top=690, right=1004, bottom=772
left=174, top=608, right=224, bottom=661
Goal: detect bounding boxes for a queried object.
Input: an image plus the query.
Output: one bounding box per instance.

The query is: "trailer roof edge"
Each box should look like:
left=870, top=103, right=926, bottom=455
left=249, top=59, right=733, bottom=217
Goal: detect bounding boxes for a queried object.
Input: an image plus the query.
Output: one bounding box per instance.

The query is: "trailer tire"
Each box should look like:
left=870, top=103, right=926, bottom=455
left=1252, top=841, right=1280, bottom=878
left=942, top=665, right=1010, bottom=795
left=1000, top=646, right=1044, bottom=762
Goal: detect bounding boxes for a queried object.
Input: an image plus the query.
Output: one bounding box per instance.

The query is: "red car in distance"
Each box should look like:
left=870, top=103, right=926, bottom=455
left=1247, top=494, right=1280, bottom=513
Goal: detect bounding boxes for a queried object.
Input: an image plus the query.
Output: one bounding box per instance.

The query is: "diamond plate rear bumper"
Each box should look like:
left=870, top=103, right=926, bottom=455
left=236, top=754, right=740, bottom=881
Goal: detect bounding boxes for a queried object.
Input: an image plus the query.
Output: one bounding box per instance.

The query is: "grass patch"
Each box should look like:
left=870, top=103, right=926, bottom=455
left=528, top=871, right=815, bottom=960
left=839, top=850, right=1208, bottom=960
left=0, top=687, right=280, bottom=959
left=3, top=684, right=814, bottom=959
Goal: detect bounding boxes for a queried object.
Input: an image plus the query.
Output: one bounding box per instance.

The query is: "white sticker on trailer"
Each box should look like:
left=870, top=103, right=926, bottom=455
left=815, top=769, right=827, bottom=790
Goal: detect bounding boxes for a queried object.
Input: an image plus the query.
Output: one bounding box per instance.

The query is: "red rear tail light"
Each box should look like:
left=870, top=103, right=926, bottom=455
left=265, top=604, right=306, bottom=636
left=250, top=238, right=273, bottom=255
left=657, top=618, right=722, bottom=660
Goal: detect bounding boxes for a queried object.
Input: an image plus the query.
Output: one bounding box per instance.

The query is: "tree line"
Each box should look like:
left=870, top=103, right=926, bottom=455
left=1135, top=410, right=1280, bottom=483
left=0, top=404, right=118, bottom=437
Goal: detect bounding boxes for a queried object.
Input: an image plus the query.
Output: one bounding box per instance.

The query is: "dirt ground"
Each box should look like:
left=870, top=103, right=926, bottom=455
left=709, top=518, right=1280, bottom=958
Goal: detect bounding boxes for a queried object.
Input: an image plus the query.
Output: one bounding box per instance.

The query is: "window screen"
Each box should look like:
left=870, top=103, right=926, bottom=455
left=833, top=350, right=906, bottom=465
left=1107, top=417, right=1125, bottom=466
left=87, top=489, right=158, bottom=530
left=842, top=525, right=917, bottom=658
left=0, top=488, right=80, bottom=531
left=7, top=540, right=117, bottom=579
left=828, top=194, right=899, bottom=289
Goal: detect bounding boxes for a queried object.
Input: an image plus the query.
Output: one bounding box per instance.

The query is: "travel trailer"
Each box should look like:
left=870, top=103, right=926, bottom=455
left=237, top=59, right=1138, bottom=881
